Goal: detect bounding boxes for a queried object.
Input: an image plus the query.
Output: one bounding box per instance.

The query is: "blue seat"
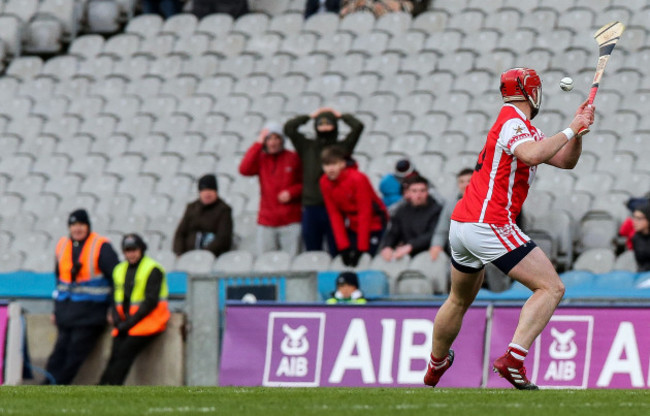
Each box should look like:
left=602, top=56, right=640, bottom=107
left=560, top=270, right=595, bottom=287
left=0, top=272, right=55, bottom=298
left=592, top=271, right=636, bottom=289
left=317, top=270, right=389, bottom=301
left=166, top=271, right=187, bottom=297
left=635, top=271, right=650, bottom=288
left=475, top=281, right=531, bottom=301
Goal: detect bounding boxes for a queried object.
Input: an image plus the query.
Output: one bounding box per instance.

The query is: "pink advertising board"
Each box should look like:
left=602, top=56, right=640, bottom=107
left=488, top=307, right=650, bottom=389
left=219, top=304, right=488, bottom=387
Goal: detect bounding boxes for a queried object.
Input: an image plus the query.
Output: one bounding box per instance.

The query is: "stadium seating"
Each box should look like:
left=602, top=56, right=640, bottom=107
left=0, top=1, right=648, bottom=301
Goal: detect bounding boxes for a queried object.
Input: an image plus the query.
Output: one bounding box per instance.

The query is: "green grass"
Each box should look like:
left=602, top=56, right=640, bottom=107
left=1, top=387, right=650, bottom=416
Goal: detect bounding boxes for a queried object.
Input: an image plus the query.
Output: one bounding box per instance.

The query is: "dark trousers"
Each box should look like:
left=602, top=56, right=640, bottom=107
left=141, top=0, right=182, bottom=18
left=302, top=204, right=337, bottom=255
left=99, top=334, right=159, bottom=385
left=347, top=229, right=384, bottom=257
left=44, top=325, right=105, bottom=385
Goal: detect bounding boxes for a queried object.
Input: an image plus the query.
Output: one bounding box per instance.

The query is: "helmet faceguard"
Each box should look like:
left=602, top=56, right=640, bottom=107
left=500, top=68, right=542, bottom=119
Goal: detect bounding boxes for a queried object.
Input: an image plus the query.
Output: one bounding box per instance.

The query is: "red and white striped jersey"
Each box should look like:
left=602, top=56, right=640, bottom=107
left=452, top=104, right=545, bottom=225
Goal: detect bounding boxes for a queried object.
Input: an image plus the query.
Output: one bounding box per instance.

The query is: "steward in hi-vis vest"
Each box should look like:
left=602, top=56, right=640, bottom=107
left=44, top=209, right=119, bottom=385
left=100, top=233, right=169, bottom=385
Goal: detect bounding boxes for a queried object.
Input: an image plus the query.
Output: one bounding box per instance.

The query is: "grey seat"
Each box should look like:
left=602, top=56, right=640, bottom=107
left=349, top=31, right=390, bottom=56
left=137, top=34, right=176, bottom=58
left=110, top=213, right=149, bottom=234
left=68, top=34, right=105, bottom=59
left=394, top=271, right=433, bottom=296
left=314, top=31, right=353, bottom=56
left=6, top=175, right=45, bottom=198
left=0, top=251, right=25, bottom=272
left=303, top=12, right=339, bottom=36
left=0, top=194, right=24, bottom=218
left=79, top=174, right=119, bottom=196
left=410, top=112, right=449, bottom=139
left=210, top=32, right=248, bottom=58
left=244, top=32, right=282, bottom=58
left=176, top=249, right=216, bottom=274
left=0, top=155, right=35, bottom=179
left=0, top=15, right=22, bottom=57
left=551, top=191, right=593, bottom=224
left=290, top=251, right=331, bottom=271
left=268, top=12, right=303, bottom=37
left=534, top=209, right=574, bottom=270
left=614, top=250, right=638, bottom=272
left=95, top=194, right=134, bottom=218
left=101, top=33, right=141, bottom=59
left=165, top=133, right=205, bottom=159
left=339, top=11, right=374, bottom=35
left=573, top=248, right=615, bottom=274
left=148, top=55, right=185, bottom=79
left=359, top=93, right=397, bottom=118
left=117, top=175, right=157, bottom=198
left=132, top=194, right=172, bottom=218
left=251, top=0, right=292, bottom=16
left=23, top=17, right=64, bottom=55
left=78, top=114, right=119, bottom=141
left=612, top=171, right=650, bottom=195
left=177, top=154, right=218, bottom=178
left=173, top=33, right=211, bottom=57
left=4, top=0, right=39, bottom=22
left=196, top=13, right=234, bottom=39
left=233, top=213, right=257, bottom=253
left=369, top=255, right=410, bottom=292
left=213, top=250, right=255, bottom=274
left=232, top=12, right=269, bottom=37
left=253, top=251, right=292, bottom=272
left=38, top=0, right=78, bottom=40
left=213, top=94, right=251, bottom=118
left=125, top=13, right=163, bottom=39
left=160, top=13, right=198, bottom=40
left=218, top=55, right=256, bottom=79
left=181, top=54, right=220, bottom=78
left=279, top=32, right=318, bottom=57
left=66, top=95, right=107, bottom=121
left=68, top=155, right=109, bottom=176
left=104, top=154, right=144, bottom=179
left=5, top=56, right=44, bottom=81
left=87, top=0, right=121, bottom=34
left=233, top=74, right=272, bottom=97
left=55, top=134, right=93, bottom=159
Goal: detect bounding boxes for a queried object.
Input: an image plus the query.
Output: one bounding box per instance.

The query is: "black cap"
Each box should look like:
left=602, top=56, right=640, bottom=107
left=336, top=271, right=359, bottom=288
left=636, top=203, right=650, bottom=221
left=122, top=233, right=147, bottom=252
left=395, top=159, right=414, bottom=178
left=198, top=174, right=218, bottom=191
left=68, top=209, right=90, bottom=227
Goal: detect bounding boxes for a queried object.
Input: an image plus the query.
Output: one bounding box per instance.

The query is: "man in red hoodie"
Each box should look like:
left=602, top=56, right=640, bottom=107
left=320, top=146, right=387, bottom=267
left=239, top=122, right=303, bottom=256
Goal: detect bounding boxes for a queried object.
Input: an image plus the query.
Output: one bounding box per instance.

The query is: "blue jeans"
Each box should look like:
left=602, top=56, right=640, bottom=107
left=302, top=205, right=336, bottom=255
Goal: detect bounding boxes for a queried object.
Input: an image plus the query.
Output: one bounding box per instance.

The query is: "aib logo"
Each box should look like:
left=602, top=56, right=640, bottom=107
left=263, top=312, right=325, bottom=387
left=533, top=315, right=593, bottom=389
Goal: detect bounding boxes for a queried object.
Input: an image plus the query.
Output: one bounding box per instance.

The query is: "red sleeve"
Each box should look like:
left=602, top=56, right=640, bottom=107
left=285, top=152, right=303, bottom=201
left=238, top=142, right=263, bottom=176
left=354, top=173, right=374, bottom=252
left=619, top=217, right=635, bottom=249
left=320, top=175, right=350, bottom=251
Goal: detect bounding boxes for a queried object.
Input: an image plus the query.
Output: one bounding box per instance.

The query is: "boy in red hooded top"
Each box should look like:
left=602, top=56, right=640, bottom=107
left=319, top=146, right=387, bottom=267
left=239, top=122, right=303, bottom=256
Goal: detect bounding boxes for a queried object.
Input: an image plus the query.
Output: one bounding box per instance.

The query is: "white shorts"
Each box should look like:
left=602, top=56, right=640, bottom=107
left=449, top=220, right=531, bottom=271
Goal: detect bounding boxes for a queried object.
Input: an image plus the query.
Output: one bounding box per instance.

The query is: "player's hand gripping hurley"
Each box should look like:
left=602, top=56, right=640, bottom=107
left=578, top=21, right=625, bottom=138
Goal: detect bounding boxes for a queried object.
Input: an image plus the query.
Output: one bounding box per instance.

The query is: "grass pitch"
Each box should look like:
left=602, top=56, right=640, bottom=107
left=0, top=386, right=649, bottom=416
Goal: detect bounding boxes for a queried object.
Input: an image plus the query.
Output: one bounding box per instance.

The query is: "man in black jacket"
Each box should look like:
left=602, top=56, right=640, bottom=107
left=173, top=174, right=233, bottom=257
left=380, top=175, right=443, bottom=261
left=284, top=107, right=364, bottom=254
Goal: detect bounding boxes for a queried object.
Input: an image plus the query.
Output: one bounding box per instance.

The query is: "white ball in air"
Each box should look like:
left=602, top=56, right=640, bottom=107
left=560, top=77, right=574, bottom=91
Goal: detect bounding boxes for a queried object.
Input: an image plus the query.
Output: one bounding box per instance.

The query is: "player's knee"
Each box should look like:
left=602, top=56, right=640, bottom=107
left=549, top=280, right=565, bottom=301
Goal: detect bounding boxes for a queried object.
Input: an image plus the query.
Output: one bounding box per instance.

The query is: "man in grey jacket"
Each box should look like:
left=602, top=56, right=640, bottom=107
left=429, top=168, right=473, bottom=260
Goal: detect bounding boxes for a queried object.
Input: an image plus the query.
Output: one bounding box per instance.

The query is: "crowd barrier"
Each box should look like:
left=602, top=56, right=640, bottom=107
left=220, top=303, right=650, bottom=389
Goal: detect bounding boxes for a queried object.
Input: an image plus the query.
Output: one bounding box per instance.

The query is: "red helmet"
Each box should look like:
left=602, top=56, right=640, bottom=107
left=500, top=67, right=542, bottom=119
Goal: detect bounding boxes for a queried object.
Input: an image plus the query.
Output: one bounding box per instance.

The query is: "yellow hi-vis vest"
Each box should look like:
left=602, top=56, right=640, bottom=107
left=112, top=256, right=170, bottom=336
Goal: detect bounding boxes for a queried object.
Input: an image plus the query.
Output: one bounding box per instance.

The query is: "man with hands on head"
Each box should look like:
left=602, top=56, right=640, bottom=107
left=284, top=107, right=364, bottom=254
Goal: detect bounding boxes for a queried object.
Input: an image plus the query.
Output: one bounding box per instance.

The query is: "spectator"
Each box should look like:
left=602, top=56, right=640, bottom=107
left=340, top=0, right=413, bottom=18
left=192, top=0, right=249, bottom=19
left=320, top=146, right=387, bottom=266
left=305, top=0, right=340, bottom=19
left=239, top=122, right=303, bottom=256
left=44, top=209, right=120, bottom=385
left=619, top=195, right=650, bottom=250
left=173, top=174, right=233, bottom=257
left=429, top=168, right=474, bottom=260
left=99, top=234, right=170, bottom=385
left=379, top=158, right=418, bottom=210
left=326, top=271, right=366, bottom=304
left=140, top=0, right=182, bottom=18
left=632, top=203, right=650, bottom=272
left=380, top=175, right=443, bottom=261
left=284, top=107, right=364, bottom=254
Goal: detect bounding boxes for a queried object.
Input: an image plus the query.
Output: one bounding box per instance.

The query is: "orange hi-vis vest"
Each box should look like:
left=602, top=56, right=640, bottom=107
left=112, top=256, right=170, bottom=337
left=55, top=232, right=112, bottom=302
